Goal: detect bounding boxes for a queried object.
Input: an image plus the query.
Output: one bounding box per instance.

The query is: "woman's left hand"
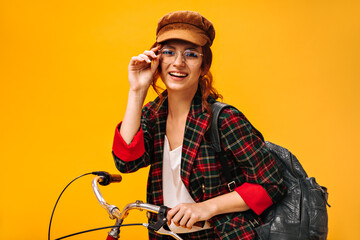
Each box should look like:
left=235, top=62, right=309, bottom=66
left=166, top=202, right=215, bottom=229
left=166, top=191, right=250, bottom=229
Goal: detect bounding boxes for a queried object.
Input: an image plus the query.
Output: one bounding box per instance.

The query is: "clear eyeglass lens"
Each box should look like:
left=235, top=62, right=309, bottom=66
left=160, top=49, right=202, bottom=64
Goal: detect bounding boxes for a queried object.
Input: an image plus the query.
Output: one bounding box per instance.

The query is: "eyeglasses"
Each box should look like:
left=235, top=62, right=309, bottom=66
left=159, top=48, right=203, bottom=65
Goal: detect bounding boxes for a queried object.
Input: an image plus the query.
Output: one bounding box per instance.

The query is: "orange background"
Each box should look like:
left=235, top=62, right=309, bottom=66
left=1, top=0, right=359, bottom=239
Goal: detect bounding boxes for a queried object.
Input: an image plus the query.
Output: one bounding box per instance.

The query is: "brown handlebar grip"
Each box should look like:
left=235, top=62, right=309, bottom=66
left=110, top=174, right=122, bottom=183
left=193, top=221, right=206, bottom=228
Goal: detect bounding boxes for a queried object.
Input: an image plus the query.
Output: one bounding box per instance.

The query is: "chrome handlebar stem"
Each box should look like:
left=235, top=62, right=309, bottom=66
left=92, top=176, right=120, bottom=219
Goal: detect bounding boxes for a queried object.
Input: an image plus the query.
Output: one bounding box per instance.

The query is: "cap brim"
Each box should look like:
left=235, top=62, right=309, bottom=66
left=157, top=27, right=208, bottom=46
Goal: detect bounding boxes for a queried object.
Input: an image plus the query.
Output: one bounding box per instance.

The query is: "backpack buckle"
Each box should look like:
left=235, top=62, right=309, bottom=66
left=249, top=218, right=261, bottom=228
left=227, top=181, right=236, bottom=192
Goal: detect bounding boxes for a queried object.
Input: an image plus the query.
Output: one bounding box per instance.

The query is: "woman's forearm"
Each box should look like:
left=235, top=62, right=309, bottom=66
left=120, top=45, right=159, bottom=145
left=203, top=191, right=250, bottom=218
left=120, top=89, right=147, bottom=144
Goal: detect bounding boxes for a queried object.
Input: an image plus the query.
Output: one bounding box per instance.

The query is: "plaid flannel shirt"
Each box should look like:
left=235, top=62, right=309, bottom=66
left=112, top=90, right=285, bottom=240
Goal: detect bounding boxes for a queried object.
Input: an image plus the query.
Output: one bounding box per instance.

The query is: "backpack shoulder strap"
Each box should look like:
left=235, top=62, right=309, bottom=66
left=210, top=102, right=232, bottom=153
left=210, top=102, right=236, bottom=191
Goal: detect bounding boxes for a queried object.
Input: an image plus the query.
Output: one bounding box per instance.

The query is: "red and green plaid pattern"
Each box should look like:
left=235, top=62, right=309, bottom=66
left=113, top=90, right=285, bottom=240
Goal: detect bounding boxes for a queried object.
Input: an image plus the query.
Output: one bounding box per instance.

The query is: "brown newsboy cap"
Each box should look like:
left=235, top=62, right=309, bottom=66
left=156, top=11, right=215, bottom=47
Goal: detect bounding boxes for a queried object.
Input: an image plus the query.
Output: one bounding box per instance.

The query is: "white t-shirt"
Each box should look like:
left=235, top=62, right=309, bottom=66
left=162, top=135, right=212, bottom=233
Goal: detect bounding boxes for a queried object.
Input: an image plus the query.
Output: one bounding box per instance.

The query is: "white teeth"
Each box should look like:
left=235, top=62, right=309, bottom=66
left=170, top=72, right=187, bottom=77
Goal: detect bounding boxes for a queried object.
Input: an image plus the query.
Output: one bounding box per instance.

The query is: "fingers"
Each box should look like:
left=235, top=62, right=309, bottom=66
left=127, top=46, right=160, bottom=91
left=150, top=54, right=160, bottom=72
left=150, top=44, right=161, bottom=54
left=140, top=47, right=160, bottom=61
left=169, top=208, right=184, bottom=227
left=185, top=216, right=199, bottom=229
left=167, top=206, right=178, bottom=226
left=179, top=212, right=192, bottom=229
left=129, top=56, right=146, bottom=65
left=167, top=204, right=201, bottom=229
left=139, top=53, right=152, bottom=63
left=143, top=50, right=158, bottom=60
left=129, top=49, right=160, bottom=67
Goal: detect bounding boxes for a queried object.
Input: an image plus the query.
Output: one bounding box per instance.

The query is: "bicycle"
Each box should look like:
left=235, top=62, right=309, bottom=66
left=50, top=172, right=205, bottom=240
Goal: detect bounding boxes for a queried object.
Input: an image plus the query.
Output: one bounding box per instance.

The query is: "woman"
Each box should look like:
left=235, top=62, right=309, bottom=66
left=112, top=11, right=286, bottom=240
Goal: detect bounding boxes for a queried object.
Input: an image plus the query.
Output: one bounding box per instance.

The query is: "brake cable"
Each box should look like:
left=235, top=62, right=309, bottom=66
left=48, top=172, right=100, bottom=240
left=55, top=223, right=143, bottom=240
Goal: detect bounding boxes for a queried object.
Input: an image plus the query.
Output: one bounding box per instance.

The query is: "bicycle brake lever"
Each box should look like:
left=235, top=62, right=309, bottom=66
left=143, top=223, right=183, bottom=240
left=156, top=226, right=183, bottom=240
left=147, top=205, right=168, bottom=231
left=144, top=206, right=183, bottom=240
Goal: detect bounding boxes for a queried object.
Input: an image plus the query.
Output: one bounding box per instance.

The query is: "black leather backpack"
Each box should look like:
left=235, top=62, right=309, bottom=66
left=210, top=102, right=330, bottom=240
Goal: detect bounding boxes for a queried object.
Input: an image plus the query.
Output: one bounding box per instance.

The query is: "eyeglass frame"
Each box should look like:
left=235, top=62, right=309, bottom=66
left=158, top=47, right=204, bottom=65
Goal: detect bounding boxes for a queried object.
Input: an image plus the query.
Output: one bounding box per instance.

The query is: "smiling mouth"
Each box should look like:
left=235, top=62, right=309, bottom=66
left=169, top=72, right=188, bottom=78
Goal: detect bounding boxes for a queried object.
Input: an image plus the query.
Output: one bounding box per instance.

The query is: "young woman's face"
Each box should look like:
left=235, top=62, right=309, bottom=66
left=158, top=39, right=203, bottom=93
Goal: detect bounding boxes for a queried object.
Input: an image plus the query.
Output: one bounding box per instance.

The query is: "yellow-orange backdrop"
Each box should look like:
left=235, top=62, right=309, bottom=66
left=1, top=0, right=359, bottom=239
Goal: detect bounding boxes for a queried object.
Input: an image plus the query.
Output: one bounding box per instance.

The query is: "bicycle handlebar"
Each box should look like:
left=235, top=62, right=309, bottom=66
left=92, top=175, right=189, bottom=239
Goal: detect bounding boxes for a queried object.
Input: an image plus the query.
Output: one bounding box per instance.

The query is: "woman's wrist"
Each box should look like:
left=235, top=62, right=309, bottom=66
left=200, top=199, right=219, bottom=219
left=128, top=88, right=148, bottom=106
left=201, top=191, right=250, bottom=219
left=119, top=88, right=148, bottom=145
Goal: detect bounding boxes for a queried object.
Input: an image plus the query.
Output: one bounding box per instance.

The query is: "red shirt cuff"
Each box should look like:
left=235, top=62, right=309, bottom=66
left=112, top=122, right=145, bottom=161
left=235, top=182, right=273, bottom=215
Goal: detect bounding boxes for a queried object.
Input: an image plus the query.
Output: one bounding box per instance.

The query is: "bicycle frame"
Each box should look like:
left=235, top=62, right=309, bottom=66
left=92, top=175, right=183, bottom=240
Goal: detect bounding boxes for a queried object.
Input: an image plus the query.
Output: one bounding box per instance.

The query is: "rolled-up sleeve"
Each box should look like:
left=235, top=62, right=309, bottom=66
left=112, top=122, right=146, bottom=162
left=235, top=182, right=273, bottom=215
